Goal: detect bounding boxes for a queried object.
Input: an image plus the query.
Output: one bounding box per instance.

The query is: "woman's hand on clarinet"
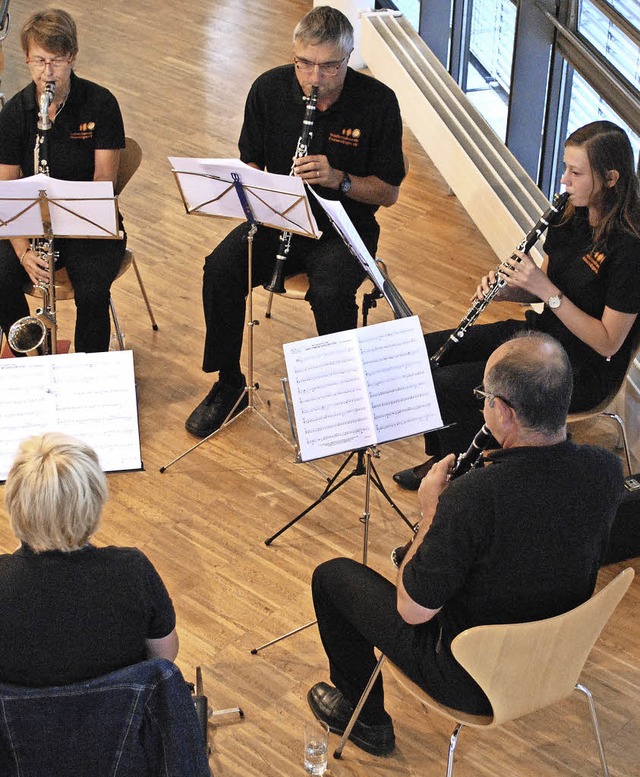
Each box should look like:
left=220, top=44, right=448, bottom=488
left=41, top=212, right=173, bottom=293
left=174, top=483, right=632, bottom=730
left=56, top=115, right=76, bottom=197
left=293, top=154, right=339, bottom=187
left=20, top=248, right=50, bottom=287
left=498, top=250, right=553, bottom=298
left=475, top=270, right=501, bottom=301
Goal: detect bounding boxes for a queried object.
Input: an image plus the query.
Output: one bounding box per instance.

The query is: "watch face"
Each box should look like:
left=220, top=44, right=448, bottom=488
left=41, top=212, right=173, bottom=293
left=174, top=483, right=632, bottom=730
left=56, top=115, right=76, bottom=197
left=548, top=295, right=561, bottom=309
left=340, top=174, right=351, bottom=194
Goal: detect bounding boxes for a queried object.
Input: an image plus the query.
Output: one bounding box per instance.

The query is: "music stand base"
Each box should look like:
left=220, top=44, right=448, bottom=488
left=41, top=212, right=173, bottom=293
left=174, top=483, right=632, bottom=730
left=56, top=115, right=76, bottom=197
left=160, top=385, right=289, bottom=472
left=264, top=448, right=413, bottom=545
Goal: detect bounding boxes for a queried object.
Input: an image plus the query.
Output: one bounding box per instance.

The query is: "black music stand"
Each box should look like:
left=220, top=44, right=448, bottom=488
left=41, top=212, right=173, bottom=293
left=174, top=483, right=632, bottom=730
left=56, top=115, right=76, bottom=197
left=251, top=316, right=443, bottom=654
left=160, top=159, right=321, bottom=472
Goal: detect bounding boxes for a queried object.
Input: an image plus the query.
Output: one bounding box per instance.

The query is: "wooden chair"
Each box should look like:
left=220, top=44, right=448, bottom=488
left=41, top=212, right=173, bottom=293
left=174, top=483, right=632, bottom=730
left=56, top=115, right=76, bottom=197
left=567, top=336, right=640, bottom=476
left=25, top=137, right=158, bottom=350
left=264, top=258, right=393, bottom=327
left=334, top=568, right=635, bottom=776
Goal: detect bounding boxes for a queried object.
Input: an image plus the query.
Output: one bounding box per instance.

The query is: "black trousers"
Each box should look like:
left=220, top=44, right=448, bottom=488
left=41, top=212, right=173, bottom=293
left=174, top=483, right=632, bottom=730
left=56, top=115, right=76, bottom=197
left=0, top=235, right=126, bottom=354
left=311, top=557, right=490, bottom=722
left=201, top=222, right=374, bottom=374
left=422, top=318, right=614, bottom=457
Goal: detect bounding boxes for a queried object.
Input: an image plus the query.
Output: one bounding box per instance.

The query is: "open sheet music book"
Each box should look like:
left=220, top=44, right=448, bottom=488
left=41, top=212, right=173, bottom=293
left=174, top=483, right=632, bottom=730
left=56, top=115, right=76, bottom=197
left=0, top=350, right=142, bottom=481
left=283, top=316, right=443, bottom=462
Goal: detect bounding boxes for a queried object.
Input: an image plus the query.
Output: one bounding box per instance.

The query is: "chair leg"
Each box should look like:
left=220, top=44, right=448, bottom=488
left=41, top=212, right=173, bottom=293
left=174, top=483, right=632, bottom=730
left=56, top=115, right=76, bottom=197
left=575, top=683, right=610, bottom=777
left=446, top=723, right=463, bottom=777
left=130, top=255, right=159, bottom=330
left=109, top=297, right=126, bottom=350
left=333, top=654, right=386, bottom=759
left=601, top=412, right=633, bottom=477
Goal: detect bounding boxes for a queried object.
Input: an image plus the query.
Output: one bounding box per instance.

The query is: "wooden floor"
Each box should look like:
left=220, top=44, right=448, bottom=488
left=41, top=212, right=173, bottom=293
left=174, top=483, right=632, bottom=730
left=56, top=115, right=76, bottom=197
left=1, top=2, right=639, bottom=775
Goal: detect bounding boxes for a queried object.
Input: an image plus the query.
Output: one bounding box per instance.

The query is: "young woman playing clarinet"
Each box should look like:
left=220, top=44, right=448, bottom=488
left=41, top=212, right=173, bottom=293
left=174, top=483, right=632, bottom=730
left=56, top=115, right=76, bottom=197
left=395, top=120, right=640, bottom=490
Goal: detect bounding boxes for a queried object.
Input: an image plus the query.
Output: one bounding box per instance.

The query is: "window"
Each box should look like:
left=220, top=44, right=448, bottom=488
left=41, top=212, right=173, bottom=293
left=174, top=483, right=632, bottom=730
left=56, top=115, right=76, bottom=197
left=464, top=0, right=516, bottom=139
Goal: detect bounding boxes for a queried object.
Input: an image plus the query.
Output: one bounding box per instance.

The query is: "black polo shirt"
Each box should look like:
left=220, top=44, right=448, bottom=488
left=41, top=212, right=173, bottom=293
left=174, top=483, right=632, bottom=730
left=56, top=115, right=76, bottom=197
left=0, top=71, right=125, bottom=180
left=238, top=64, right=405, bottom=237
left=403, top=440, right=623, bottom=652
left=536, top=209, right=640, bottom=388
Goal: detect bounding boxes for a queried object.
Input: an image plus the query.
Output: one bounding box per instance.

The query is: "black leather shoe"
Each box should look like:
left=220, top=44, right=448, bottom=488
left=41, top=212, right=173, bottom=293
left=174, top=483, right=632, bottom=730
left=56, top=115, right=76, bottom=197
left=392, top=459, right=436, bottom=490
left=185, top=380, right=248, bottom=438
left=307, top=682, right=395, bottom=757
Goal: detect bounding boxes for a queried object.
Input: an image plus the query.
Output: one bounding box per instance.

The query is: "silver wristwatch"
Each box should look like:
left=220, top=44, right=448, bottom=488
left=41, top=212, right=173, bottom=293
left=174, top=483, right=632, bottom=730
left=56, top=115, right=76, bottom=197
left=339, top=172, right=352, bottom=195
left=547, top=292, right=564, bottom=309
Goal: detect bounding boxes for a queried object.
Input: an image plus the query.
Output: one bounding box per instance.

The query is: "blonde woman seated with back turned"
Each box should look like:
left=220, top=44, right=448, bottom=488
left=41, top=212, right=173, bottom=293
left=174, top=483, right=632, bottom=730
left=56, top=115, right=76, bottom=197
left=0, top=433, right=178, bottom=687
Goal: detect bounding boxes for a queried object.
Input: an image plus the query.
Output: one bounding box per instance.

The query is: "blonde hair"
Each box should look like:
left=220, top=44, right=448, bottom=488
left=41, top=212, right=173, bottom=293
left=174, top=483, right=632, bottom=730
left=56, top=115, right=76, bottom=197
left=4, top=433, right=107, bottom=552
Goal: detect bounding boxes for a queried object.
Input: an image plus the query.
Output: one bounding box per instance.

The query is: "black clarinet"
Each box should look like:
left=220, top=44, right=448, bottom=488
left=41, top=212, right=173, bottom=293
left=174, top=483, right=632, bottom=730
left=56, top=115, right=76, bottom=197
left=264, top=86, right=318, bottom=294
left=391, top=424, right=493, bottom=568
left=430, top=192, right=570, bottom=367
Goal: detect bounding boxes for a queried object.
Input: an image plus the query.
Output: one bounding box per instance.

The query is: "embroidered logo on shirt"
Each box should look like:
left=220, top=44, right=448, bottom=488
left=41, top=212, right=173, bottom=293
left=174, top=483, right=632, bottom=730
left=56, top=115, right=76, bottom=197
left=70, top=121, right=95, bottom=140
left=582, top=251, right=605, bottom=274
left=329, top=128, right=361, bottom=148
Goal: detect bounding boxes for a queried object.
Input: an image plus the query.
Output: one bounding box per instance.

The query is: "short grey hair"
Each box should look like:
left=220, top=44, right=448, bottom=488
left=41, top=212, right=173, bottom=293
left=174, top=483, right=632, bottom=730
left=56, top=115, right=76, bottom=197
left=293, top=6, right=354, bottom=57
left=485, top=331, right=573, bottom=436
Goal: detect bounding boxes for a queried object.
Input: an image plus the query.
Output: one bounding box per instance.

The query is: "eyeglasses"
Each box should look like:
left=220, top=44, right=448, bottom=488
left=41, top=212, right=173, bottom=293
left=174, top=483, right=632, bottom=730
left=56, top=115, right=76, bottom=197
left=294, top=56, right=346, bottom=76
left=27, top=56, right=71, bottom=72
left=473, top=384, right=514, bottom=409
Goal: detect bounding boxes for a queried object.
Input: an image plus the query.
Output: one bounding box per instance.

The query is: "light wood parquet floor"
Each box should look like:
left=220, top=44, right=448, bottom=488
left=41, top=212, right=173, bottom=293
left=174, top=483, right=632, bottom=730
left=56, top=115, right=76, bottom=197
left=1, top=2, right=639, bottom=775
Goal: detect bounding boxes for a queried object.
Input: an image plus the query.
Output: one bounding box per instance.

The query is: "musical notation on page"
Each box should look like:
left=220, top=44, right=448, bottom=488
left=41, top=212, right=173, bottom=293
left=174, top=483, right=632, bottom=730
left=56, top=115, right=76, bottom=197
left=283, top=316, right=443, bottom=462
left=0, top=351, right=142, bottom=481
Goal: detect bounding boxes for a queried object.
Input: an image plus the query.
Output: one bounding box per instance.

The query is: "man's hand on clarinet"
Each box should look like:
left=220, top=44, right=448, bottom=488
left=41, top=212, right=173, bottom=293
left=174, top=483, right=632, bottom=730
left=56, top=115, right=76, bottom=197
left=293, top=154, right=340, bottom=188
left=418, top=454, right=455, bottom=518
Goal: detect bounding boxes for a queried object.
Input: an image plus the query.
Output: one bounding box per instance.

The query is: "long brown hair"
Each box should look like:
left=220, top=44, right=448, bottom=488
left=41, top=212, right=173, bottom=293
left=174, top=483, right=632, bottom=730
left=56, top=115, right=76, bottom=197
left=564, top=121, right=640, bottom=249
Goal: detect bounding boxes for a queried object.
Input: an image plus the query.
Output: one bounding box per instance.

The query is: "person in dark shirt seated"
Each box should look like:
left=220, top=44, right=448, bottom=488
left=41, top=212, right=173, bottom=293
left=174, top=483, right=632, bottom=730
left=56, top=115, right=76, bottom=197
left=307, top=332, right=623, bottom=757
left=0, top=432, right=177, bottom=687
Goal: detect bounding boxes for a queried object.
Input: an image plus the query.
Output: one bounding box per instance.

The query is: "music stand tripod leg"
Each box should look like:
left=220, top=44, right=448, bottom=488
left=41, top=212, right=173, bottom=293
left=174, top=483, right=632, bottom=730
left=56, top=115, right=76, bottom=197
left=160, top=208, right=286, bottom=472
left=251, top=447, right=399, bottom=653
left=264, top=451, right=359, bottom=545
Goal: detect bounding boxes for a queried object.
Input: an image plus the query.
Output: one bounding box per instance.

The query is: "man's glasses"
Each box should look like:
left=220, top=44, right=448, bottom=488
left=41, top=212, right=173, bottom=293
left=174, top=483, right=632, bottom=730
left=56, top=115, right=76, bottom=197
left=473, top=384, right=514, bottom=409
left=27, top=56, right=71, bottom=72
left=294, top=56, right=346, bottom=76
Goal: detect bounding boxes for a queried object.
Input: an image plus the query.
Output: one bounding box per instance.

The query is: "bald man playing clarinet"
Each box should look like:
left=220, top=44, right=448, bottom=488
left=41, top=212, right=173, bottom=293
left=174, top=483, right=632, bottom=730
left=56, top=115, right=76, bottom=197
left=307, top=332, right=623, bottom=757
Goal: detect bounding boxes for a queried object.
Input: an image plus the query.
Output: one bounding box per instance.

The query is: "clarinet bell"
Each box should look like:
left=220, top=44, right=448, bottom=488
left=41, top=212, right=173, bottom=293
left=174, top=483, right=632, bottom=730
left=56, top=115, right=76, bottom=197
left=263, top=260, right=287, bottom=294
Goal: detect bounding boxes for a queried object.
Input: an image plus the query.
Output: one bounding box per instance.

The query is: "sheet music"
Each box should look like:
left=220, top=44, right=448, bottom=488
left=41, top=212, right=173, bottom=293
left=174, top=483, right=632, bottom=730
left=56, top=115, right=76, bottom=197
left=308, top=188, right=387, bottom=289
left=0, top=351, right=142, bottom=481
left=0, top=174, right=118, bottom=238
left=283, top=316, right=442, bottom=461
left=169, top=157, right=321, bottom=238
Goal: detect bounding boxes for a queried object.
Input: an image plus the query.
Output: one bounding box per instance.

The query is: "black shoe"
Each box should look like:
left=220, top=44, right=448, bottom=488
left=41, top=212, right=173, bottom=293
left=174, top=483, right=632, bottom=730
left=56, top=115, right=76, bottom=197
left=185, top=379, right=248, bottom=438
left=392, top=459, right=436, bottom=491
left=307, top=682, right=395, bottom=757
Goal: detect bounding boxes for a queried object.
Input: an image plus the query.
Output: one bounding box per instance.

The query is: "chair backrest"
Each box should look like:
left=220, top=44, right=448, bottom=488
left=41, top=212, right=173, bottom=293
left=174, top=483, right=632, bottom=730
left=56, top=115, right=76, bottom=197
left=451, top=568, right=634, bottom=726
left=115, top=137, right=142, bottom=195
left=569, top=330, right=640, bottom=420
left=0, top=658, right=210, bottom=777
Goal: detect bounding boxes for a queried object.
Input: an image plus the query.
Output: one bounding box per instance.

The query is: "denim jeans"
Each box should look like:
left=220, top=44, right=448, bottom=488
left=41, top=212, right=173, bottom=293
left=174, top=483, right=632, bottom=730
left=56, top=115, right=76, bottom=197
left=0, top=658, right=210, bottom=777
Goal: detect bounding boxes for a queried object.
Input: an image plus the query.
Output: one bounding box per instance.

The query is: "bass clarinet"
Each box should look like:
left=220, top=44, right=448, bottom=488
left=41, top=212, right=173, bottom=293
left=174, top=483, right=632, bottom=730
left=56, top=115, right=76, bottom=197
left=264, top=85, right=318, bottom=294
left=391, top=424, right=493, bottom=568
left=8, top=80, right=58, bottom=355
left=430, top=191, right=570, bottom=367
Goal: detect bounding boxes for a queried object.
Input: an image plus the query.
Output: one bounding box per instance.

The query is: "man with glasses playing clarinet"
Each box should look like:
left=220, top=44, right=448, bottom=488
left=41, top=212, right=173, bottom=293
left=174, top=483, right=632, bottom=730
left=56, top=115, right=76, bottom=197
left=186, top=5, right=406, bottom=438
left=308, top=332, right=623, bottom=756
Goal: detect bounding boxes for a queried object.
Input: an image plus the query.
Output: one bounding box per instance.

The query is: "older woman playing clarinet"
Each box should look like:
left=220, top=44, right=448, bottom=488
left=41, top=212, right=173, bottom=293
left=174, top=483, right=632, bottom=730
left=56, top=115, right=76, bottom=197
left=0, top=7, right=126, bottom=354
